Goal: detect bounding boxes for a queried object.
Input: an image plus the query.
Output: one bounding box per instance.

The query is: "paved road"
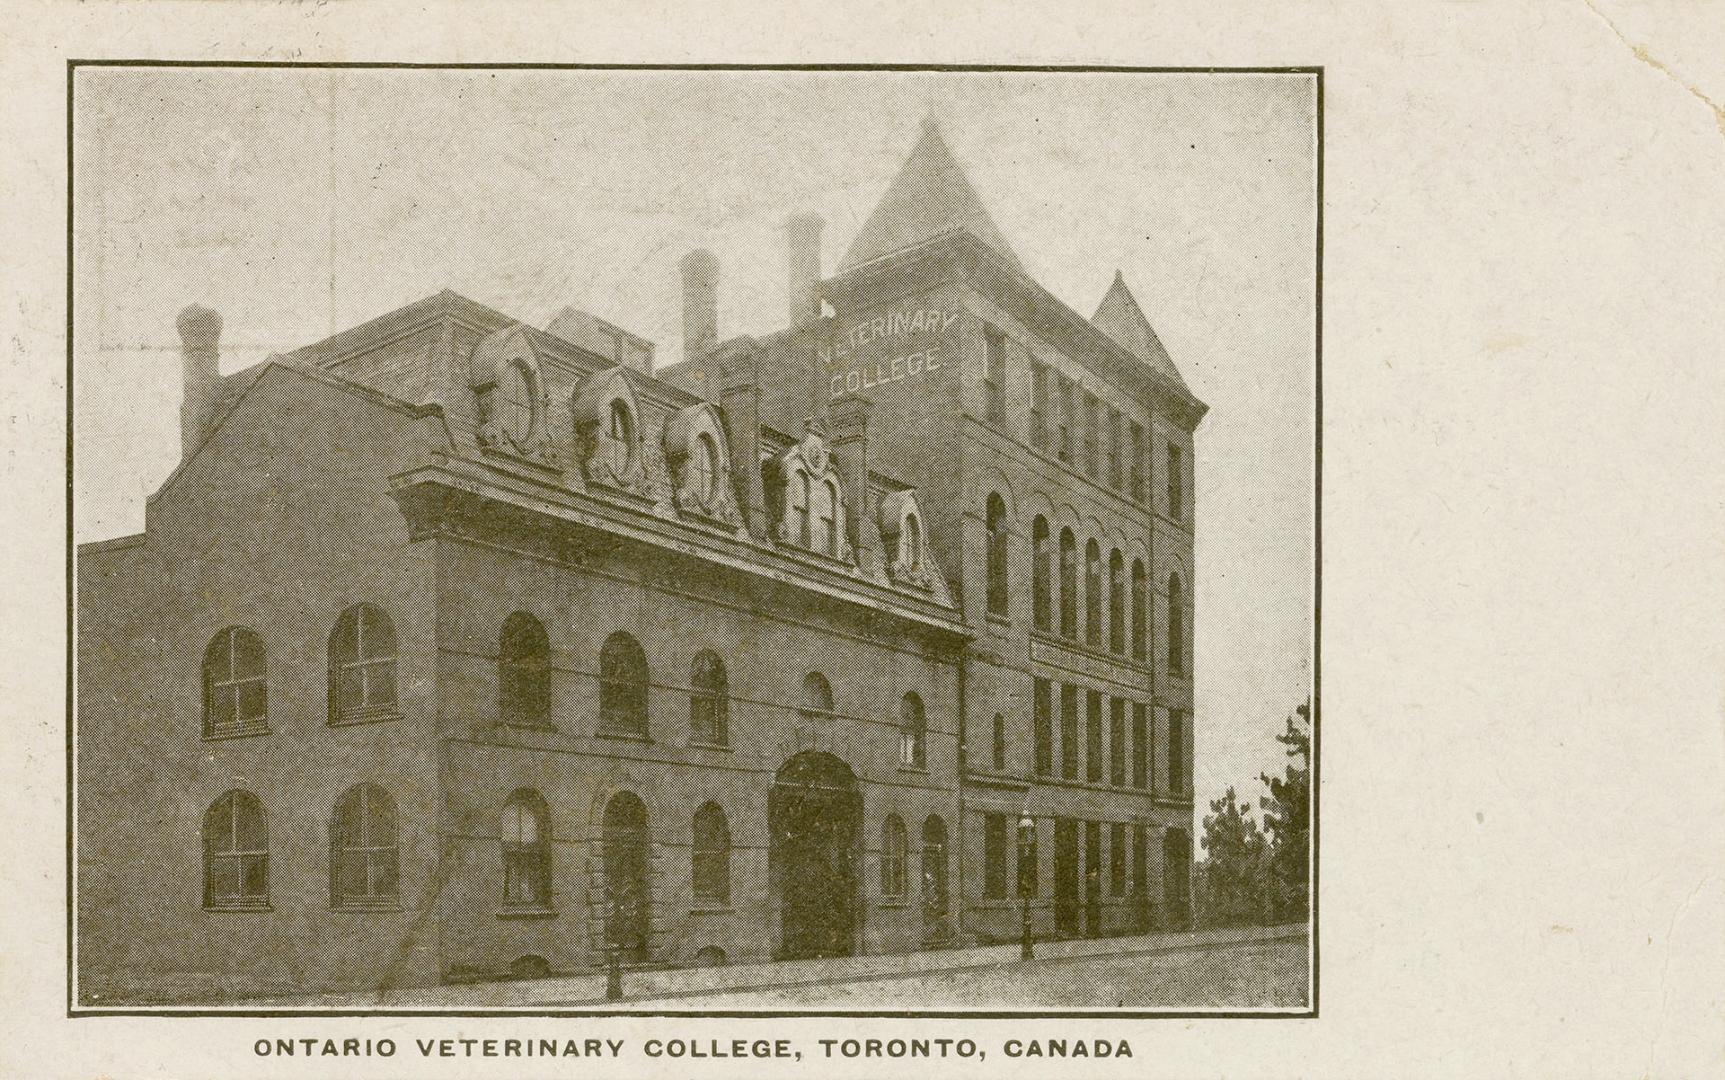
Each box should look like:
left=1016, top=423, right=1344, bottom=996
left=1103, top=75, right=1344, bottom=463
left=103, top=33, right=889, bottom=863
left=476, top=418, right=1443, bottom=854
left=627, top=935, right=1309, bottom=1010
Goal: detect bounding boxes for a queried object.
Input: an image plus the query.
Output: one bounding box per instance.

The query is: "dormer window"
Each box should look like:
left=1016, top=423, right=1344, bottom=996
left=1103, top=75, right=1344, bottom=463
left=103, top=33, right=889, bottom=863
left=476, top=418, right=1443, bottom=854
left=662, top=402, right=742, bottom=526
left=503, top=363, right=536, bottom=444
left=903, top=512, right=923, bottom=571
left=877, top=489, right=934, bottom=589
left=607, top=399, right=635, bottom=474
left=691, top=433, right=718, bottom=502
left=470, top=324, right=555, bottom=464
left=821, top=480, right=839, bottom=557
left=775, top=423, right=850, bottom=560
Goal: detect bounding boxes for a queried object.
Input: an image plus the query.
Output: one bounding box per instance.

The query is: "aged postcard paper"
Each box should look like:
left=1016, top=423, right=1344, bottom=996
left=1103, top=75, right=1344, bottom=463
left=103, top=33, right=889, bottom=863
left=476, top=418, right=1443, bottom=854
left=3, top=2, right=1722, bottom=1078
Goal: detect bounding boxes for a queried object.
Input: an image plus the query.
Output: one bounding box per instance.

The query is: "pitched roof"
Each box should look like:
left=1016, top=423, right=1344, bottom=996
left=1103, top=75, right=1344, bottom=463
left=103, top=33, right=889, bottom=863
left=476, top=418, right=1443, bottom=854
left=1091, top=270, right=1190, bottom=391
left=837, top=119, right=1025, bottom=275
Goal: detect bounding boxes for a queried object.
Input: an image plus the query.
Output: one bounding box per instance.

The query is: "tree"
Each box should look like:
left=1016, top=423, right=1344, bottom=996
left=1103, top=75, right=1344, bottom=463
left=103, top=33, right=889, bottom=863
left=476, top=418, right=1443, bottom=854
left=1259, top=699, right=1312, bottom=923
left=1197, top=785, right=1268, bottom=927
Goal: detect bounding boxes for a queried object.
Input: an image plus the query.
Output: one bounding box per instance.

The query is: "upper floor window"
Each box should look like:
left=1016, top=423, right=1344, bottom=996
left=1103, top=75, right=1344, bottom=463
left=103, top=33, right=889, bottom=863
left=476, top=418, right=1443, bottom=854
left=1031, top=515, right=1052, bottom=631
left=899, top=691, right=927, bottom=769
left=203, top=790, right=268, bottom=910
left=985, top=493, right=1009, bottom=617
left=1107, top=408, right=1123, bottom=490
left=1167, top=573, right=1187, bottom=677
left=1086, top=689, right=1104, bottom=782
left=499, top=611, right=552, bottom=728
left=328, top=604, right=398, bottom=724
left=793, top=470, right=812, bottom=548
left=991, top=712, right=1007, bottom=771
left=1132, top=702, right=1149, bottom=789
left=820, top=479, right=839, bottom=557
left=801, top=671, right=834, bottom=715
left=330, top=783, right=398, bottom=909
left=203, top=627, right=267, bottom=738
left=1029, top=360, right=1048, bottom=450
left=1167, top=442, right=1184, bottom=520
left=1108, top=550, right=1125, bottom=654
left=599, top=631, right=649, bottom=738
left=692, top=802, right=732, bottom=905
left=1083, top=392, right=1100, bottom=478
left=1109, top=697, right=1127, bottom=786
left=881, top=815, right=908, bottom=898
left=1058, top=528, right=1078, bottom=639
left=1056, top=376, right=1075, bottom=465
left=1131, top=559, right=1148, bottom=660
left=607, top=399, right=637, bottom=477
left=501, top=789, right=551, bottom=910
left=903, top=512, right=924, bottom=571
left=689, top=649, right=729, bottom=746
left=1033, top=677, right=1054, bottom=776
left=1059, top=683, right=1079, bottom=780
left=689, top=432, right=719, bottom=503
left=1130, top=421, right=1146, bottom=502
left=1168, top=710, right=1187, bottom=793
left=1084, top=539, right=1103, bottom=647
left=501, top=362, right=537, bottom=444
left=983, top=328, right=1006, bottom=424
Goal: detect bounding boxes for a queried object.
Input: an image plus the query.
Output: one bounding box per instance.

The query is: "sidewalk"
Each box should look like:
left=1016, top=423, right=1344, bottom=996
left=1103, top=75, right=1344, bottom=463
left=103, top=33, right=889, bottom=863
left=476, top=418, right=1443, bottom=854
left=250, top=923, right=1306, bottom=1009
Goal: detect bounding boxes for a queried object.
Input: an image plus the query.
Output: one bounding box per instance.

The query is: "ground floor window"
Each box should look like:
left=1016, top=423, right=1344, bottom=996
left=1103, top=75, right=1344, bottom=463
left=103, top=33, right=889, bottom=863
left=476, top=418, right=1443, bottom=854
left=203, top=790, right=268, bottom=910
left=983, top=813, right=1008, bottom=899
left=330, top=783, right=399, bottom=909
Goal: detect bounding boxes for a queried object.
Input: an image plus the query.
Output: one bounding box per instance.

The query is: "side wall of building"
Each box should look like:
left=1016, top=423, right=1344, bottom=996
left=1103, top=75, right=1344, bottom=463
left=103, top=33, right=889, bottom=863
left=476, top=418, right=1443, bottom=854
left=76, top=371, right=445, bottom=1003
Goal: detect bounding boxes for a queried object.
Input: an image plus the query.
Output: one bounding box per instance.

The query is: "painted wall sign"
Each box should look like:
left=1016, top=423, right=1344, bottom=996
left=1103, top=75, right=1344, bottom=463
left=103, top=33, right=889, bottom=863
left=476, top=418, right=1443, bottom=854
left=820, top=307, right=959, bottom=399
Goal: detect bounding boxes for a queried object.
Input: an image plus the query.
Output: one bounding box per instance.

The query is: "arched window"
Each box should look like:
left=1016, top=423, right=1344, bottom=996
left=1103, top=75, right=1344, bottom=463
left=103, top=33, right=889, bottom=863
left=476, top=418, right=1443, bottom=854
left=921, top=815, right=949, bottom=918
left=330, top=783, right=398, bottom=909
left=899, top=691, right=927, bottom=768
left=502, top=789, right=551, bottom=909
left=602, top=791, right=651, bottom=958
left=793, top=468, right=812, bottom=547
left=1167, top=572, right=1186, bottom=677
left=328, top=604, right=398, bottom=724
left=985, top=493, right=1008, bottom=617
left=903, top=512, right=924, bottom=570
left=607, top=398, right=636, bottom=475
left=502, top=362, right=536, bottom=443
left=499, top=612, right=551, bottom=728
left=1085, top=539, right=1103, bottom=647
left=1131, top=559, right=1148, bottom=661
left=689, top=432, right=719, bottom=503
left=203, top=790, right=267, bottom=909
left=1058, top=528, right=1078, bottom=638
left=801, top=671, right=834, bottom=715
left=599, top=632, right=649, bottom=737
left=689, top=649, right=728, bottom=746
left=203, top=627, right=267, bottom=737
left=1032, top=515, right=1051, bottom=631
left=1108, top=549, right=1125, bottom=654
left=692, top=802, right=731, bottom=904
left=822, top=479, right=839, bottom=556
left=880, top=815, right=907, bottom=897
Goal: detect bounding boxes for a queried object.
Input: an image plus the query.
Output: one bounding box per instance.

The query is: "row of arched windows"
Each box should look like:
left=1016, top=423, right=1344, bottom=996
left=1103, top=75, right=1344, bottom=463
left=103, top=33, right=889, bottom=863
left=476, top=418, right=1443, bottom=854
left=203, top=604, right=399, bottom=738
left=997, top=510, right=1187, bottom=675
left=204, top=611, right=932, bottom=762
left=199, top=784, right=737, bottom=915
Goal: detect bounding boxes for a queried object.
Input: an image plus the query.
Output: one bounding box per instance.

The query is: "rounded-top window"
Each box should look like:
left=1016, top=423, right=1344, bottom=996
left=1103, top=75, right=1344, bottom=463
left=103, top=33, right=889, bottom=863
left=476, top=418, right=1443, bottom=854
left=903, top=512, right=923, bottom=570
left=607, top=399, right=636, bottom=473
left=503, top=362, right=536, bottom=443
left=692, top=432, right=719, bottom=502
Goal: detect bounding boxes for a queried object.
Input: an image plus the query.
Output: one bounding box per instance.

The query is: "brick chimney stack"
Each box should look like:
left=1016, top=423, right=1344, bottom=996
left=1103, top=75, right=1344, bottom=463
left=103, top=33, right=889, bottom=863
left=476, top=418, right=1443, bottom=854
left=715, top=338, right=769, bottom=540
left=680, top=249, right=720, bottom=361
left=176, top=304, right=222, bottom=461
left=785, top=213, right=824, bottom=328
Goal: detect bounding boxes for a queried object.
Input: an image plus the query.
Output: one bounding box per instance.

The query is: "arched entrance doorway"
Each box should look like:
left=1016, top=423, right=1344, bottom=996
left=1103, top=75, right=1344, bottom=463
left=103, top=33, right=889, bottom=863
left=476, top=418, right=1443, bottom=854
left=602, top=792, right=651, bottom=960
left=1163, top=827, right=1192, bottom=930
left=770, top=752, right=860, bottom=960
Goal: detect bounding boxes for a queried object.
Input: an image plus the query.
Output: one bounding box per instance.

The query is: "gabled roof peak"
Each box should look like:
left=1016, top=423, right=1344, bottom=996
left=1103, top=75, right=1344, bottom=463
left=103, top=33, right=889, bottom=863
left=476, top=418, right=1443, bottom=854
left=837, top=121, right=1024, bottom=275
left=1091, top=270, right=1190, bottom=391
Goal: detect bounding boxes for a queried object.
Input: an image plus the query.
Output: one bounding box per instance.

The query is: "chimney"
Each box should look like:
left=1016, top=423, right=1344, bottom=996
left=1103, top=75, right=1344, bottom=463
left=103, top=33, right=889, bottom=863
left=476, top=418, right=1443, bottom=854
left=715, top=338, right=769, bottom=539
left=785, top=213, right=824, bottom=327
left=680, top=249, right=720, bottom=361
left=176, top=304, right=222, bottom=460
left=828, top=391, right=880, bottom=571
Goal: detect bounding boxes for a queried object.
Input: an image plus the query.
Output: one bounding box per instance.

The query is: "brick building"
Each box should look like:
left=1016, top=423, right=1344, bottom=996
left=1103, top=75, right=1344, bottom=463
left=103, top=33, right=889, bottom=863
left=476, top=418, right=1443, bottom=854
left=75, top=119, right=1206, bottom=1003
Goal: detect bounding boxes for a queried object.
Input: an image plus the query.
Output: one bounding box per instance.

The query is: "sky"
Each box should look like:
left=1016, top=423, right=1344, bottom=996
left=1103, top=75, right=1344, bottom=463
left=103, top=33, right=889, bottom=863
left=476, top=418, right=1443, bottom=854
left=72, top=67, right=1316, bottom=847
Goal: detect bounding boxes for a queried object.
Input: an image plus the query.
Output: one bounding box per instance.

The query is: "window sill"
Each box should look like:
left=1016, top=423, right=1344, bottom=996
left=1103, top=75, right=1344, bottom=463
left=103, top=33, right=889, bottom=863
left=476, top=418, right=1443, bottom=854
left=329, top=708, right=403, bottom=728
left=985, top=611, right=1011, bottom=629
left=204, top=900, right=271, bottom=913
left=689, top=904, right=733, bottom=915
left=595, top=729, right=652, bottom=744
left=331, top=900, right=402, bottom=913
left=497, top=907, right=557, bottom=921
left=499, top=720, right=559, bottom=734
left=203, top=724, right=270, bottom=742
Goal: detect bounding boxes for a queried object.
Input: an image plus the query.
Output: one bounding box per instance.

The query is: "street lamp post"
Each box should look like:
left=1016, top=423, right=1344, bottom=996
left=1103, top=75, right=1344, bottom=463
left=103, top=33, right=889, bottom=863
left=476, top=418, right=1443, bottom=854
left=1017, top=812, right=1035, bottom=961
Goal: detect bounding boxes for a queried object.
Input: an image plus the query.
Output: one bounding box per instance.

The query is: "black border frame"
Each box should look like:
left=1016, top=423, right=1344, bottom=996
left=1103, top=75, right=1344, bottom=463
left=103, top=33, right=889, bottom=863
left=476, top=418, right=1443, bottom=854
left=65, top=60, right=1322, bottom=1020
